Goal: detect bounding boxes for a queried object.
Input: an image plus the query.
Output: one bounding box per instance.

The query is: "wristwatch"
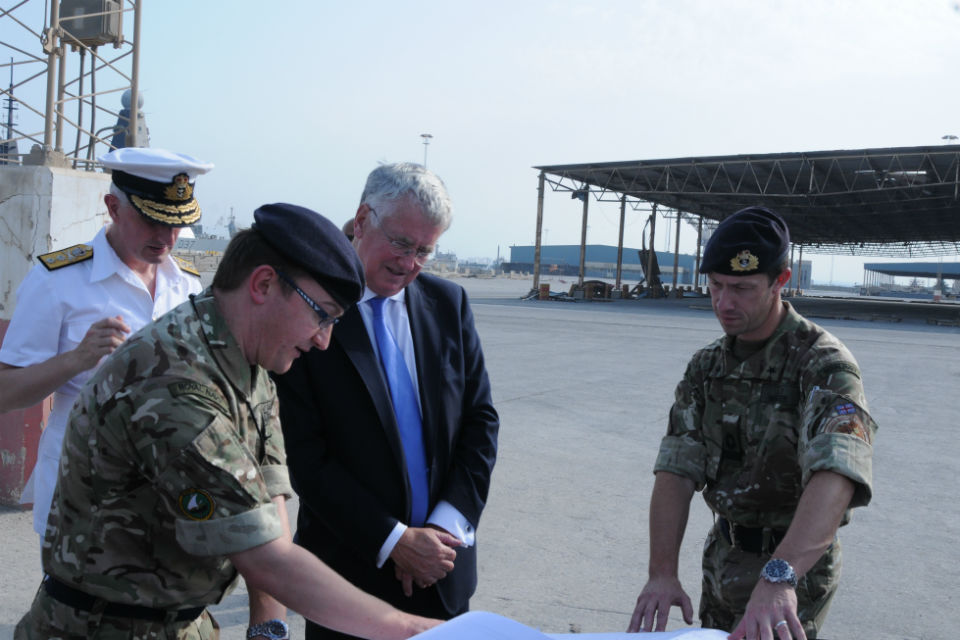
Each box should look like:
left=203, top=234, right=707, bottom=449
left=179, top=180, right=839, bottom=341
left=760, top=558, right=798, bottom=588
left=247, top=619, right=289, bottom=640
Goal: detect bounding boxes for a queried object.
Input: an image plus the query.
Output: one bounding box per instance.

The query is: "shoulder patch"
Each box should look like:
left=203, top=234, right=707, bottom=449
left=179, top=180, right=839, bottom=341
left=178, top=489, right=216, bottom=521
left=172, top=255, right=201, bottom=277
left=168, top=381, right=228, bottom=412
left=37, top=244, right=93, bottom=271
left=820, top=402, right=873, bottom=444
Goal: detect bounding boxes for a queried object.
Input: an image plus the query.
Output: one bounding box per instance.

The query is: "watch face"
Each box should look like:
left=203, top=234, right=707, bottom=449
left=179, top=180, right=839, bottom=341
left=766, top=558, right=789, bottom=579
left=763, top=558, right=797, bottom=586
left=264, top=621, right=287, bottom=636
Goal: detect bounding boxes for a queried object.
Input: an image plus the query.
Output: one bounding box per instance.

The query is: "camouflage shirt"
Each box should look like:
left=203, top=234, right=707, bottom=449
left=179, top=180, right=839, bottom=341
left=655, top=302, right=876, bottom=528
left=42, top=289, right=292, bottom=608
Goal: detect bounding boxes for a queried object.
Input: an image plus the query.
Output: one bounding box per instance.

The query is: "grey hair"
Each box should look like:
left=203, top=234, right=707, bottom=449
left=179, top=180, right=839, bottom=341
left=360, top=162, right=452, bottom=231
left=108, top=183, right=130, bottom=206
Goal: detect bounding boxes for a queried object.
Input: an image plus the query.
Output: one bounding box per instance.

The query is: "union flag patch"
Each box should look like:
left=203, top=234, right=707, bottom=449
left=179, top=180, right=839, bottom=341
left=833, top=403, right=856, bottom=416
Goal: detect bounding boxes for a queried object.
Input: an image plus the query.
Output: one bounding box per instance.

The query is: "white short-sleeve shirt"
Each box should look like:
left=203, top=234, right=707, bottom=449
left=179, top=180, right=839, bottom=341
left=0, top=226, right=202, bottom=534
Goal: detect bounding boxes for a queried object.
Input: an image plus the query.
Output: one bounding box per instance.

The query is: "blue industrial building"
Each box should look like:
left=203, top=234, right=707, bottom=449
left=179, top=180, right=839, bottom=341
left=505, top=244, right=813, bottom=289
left=505, top=244, right=699, bottom=284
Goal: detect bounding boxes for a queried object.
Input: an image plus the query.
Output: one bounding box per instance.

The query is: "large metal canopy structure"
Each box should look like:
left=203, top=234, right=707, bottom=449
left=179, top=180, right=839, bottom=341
left=535, top=145, right=960, bottom=259
left=864, top=262, right=960, bottom=279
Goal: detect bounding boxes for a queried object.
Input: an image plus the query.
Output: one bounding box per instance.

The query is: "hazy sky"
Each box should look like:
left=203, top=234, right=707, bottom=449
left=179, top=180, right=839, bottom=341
left=9, top=0, right=960, bottom=284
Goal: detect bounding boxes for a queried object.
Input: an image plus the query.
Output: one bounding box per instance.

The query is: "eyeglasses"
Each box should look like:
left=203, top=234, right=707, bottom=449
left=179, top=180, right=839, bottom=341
left=275, top=270, right=339, bottom=329
left=368, top=206, right=434, bottom=266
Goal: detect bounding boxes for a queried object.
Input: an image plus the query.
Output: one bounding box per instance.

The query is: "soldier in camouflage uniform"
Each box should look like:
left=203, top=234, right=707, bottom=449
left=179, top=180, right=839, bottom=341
left=15, top=204, right=441, bottom=640
left=628, top=207, right=876, bottom=640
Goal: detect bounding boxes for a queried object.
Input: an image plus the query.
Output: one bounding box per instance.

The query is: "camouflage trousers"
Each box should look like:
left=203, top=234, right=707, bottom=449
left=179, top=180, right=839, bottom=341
left=14, top=587, right=220, bottom=639
left=699, top=520, right=842, bottom=639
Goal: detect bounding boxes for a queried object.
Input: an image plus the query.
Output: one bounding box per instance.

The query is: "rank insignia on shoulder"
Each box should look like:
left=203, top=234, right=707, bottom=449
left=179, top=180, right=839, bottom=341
left=172, top=255, right=200, bottom=277
left=38, top=244, right=93, bottom=271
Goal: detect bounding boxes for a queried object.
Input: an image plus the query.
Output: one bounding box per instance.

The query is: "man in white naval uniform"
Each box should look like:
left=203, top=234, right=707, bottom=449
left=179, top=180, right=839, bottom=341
left=0, top=147, right=213, bottom=546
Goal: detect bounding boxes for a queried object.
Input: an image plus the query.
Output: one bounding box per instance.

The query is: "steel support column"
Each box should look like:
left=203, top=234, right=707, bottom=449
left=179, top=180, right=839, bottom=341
left=533, top=171, right=545, bottom=291
left=695, top=216, right=703, bottom=289
left=42, top=0, right=61, bottom=151
left=578, top=190, right=589, bottom=288
left=672, top=209, right=681, bottom=292
left=615, top=195, right=625, bottom=289
left=55, top=45, right=66, bottom=152
left=647, top=203, right=657, bottom=291
left=789, top=245, right=796, bottom=294
left=797, top=245, right=804, bottom=293
left=128, top=0, right=142, bottom=147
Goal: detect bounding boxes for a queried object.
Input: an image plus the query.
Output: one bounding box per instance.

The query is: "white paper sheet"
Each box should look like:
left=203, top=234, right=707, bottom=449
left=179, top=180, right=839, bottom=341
left=545, top=632, right=728, bottom=640
left=411, top=611, right=728, bottom=640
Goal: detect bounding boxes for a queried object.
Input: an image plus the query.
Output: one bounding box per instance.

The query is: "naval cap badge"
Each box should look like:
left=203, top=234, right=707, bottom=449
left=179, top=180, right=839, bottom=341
left=730, top=249, right=759, bottom=272
left=164, top=173, right=193, bottom=202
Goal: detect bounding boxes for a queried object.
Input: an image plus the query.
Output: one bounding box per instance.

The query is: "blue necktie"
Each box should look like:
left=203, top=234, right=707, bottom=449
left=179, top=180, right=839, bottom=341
left=369, top=296, right=429, bottom=526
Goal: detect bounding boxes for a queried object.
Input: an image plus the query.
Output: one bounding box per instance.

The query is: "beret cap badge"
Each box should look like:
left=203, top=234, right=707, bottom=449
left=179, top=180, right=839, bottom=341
left=730, top=250, right=760, bottom=272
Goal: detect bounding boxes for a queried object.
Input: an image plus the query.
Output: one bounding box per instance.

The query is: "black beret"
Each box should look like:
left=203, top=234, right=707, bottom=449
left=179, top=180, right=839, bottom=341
left=700, top=206, right=790, bottom=276
left=252, top=203, right=365, bottom=309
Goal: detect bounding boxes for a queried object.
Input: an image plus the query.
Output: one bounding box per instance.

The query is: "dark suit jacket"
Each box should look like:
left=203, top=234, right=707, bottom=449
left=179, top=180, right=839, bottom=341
left=272, top=273, right=499, bottom=615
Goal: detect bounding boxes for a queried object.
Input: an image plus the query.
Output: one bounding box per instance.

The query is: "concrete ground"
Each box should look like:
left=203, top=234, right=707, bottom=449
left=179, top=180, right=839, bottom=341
left=1, top=275, right=957, bottom=639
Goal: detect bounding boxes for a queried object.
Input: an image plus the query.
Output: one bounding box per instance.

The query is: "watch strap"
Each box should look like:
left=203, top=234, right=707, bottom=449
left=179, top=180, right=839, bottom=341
left=247, top=619, right=289, bottom=640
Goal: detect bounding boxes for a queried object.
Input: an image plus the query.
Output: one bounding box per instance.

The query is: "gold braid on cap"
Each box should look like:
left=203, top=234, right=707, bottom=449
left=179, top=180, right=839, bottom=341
left=130, top=195, right=202, bottom=225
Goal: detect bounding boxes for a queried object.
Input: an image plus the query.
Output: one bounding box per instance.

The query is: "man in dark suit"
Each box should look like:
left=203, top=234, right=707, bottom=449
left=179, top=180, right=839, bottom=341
left=273, top=162, right=500, bottom=640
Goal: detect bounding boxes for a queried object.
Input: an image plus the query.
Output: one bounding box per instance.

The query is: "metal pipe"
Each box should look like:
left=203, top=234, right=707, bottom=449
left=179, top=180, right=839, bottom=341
left=615, top=195, right=625, bottom=290
left=72, top=49, right=85, bottom=167
left=42, top=0, right=61, bottom=150
left=127, top=0, right=142, bottom=147
left=54, top=37, right=66, bottom=152
left=533, top=171, right=545, bottom=291
left=86, top=46, right=97, bottom=166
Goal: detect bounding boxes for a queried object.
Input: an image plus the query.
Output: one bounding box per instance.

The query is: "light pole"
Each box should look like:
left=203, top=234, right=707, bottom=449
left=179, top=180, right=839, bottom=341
left=420, top=133, right=433, bottom=167
left=942, top=134, right=958, bottom=144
